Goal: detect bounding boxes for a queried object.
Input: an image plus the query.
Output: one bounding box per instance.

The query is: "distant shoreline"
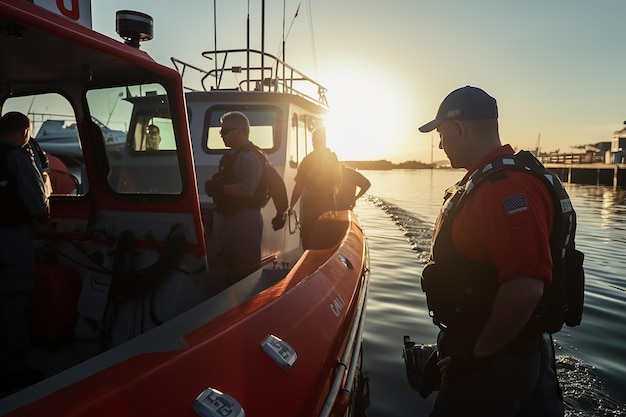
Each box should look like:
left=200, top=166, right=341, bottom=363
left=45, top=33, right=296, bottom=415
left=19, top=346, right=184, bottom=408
left=341, top=160, right=452, bottom=170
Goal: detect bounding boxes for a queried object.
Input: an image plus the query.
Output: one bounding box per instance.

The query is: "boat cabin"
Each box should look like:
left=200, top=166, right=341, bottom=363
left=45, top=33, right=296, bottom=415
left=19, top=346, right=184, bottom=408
left=173, top=49, right=330, bottom=269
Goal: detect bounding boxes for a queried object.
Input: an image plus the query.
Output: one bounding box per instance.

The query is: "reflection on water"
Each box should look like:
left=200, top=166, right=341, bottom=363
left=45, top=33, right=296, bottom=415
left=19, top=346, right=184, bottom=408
left=558, top=355, right=624, bottom=417
left=356, top=170, right=626, bottom=417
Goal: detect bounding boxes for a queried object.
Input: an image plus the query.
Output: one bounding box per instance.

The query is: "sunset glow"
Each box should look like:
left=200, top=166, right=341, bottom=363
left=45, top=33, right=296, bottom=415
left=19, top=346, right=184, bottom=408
left=323, top=69, right=408, bottom=161
left=92, top=1, right=626, bottom=164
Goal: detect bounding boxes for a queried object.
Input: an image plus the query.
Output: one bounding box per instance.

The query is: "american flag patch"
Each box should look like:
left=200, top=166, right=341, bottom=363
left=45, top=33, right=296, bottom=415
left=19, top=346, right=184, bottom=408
left=503, top=193, right=528, bottom=215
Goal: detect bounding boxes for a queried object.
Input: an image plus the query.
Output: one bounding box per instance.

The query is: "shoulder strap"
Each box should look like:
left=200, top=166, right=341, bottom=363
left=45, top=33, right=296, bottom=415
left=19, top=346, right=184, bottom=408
left=245, top=143, right=289, bottom=213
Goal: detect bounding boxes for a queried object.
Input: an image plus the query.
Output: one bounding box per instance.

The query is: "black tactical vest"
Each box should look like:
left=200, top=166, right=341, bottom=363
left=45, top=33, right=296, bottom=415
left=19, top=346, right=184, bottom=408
left=213, top=143, right=270, bottom=214
left=421, top=150, right=582, bottom=341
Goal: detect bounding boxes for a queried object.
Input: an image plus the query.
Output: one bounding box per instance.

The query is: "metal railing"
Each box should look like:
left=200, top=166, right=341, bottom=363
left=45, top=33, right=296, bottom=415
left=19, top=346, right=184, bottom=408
left=171, top=49, right=328, bottom=107
left=539, top=153, right=604, bottom=164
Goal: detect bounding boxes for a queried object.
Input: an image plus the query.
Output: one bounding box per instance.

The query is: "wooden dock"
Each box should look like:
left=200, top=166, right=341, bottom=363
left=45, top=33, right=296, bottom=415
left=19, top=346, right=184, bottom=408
left=544, top=163, right=626, bottom=188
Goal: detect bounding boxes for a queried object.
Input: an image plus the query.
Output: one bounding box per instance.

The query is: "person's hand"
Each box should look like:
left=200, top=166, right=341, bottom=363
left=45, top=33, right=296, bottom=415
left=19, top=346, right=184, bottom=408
left=272, top=211, right=286, bottom=231
left=439, top=351, right=494, bottom=376
left=204, top=178, right=223, bottom=197
left=436, top=355, right=452, bottom=374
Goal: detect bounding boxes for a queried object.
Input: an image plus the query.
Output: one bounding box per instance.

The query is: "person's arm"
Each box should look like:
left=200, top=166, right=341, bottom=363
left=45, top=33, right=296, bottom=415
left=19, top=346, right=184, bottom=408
left=290, top=181, right=304, bottom=210
left=41, top=171, right=52, bottom=198
left=473, top=275, right=544, bottom=356
left=437, top=274, right=544, bottom=373
left=353, top=172, right=371, bottom=200
left=332, top=154, right=342, bottom=194
left=26, top=139, right=52, bottom=196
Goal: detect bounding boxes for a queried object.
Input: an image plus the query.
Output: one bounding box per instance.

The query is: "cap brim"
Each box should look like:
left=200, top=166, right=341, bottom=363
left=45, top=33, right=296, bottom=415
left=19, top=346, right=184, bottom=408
left=418, top=119, right=440, bottom=133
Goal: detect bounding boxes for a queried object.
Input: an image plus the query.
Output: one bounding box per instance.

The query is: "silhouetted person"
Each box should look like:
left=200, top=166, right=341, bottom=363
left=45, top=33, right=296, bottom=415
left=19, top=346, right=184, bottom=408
left=417, top=86, right=567, bottom=416
left=0, top=112, right=49, bottom=393
left=204, top=111, right=266, bottom=285
left=289, top=127, right=342, bottom=248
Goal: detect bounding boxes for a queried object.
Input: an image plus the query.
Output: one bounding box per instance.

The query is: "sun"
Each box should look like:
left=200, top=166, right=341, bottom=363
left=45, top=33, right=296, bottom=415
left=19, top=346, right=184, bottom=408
left=322, top=71, right=406, bottom=162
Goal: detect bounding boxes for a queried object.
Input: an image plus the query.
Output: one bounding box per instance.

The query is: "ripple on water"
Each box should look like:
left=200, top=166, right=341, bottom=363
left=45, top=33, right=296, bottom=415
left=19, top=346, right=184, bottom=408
left=557, top=354, right=625, bottom=417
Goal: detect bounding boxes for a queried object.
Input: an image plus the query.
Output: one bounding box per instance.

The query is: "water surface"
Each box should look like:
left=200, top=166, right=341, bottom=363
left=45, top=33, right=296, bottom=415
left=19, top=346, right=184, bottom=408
left=355, top=169, right=626, bottom=417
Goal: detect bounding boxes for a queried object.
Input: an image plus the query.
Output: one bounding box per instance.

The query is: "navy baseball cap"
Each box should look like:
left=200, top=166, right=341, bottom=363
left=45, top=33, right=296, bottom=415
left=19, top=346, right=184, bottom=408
left=418, top=86, right=498, bottom=132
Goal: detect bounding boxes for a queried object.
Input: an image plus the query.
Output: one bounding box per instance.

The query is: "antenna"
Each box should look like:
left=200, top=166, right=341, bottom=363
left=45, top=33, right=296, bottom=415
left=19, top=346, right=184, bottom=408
left=247, top=0, right=250, bottom=91
left=115, top=10, right=153, bottom=48
left=214, top=0, right=218, bottom=90
left=282, top=0, right=286, bottom=89
left=261, top=0, right=266, bottom=88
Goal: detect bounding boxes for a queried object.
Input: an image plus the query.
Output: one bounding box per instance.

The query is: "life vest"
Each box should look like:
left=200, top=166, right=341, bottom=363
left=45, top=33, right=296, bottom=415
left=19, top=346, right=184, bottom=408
left=421, top=150, right=583, bottom=341
left=212, top=142, right=271, bottom=214
left=0, top=144, right=32, bottom=227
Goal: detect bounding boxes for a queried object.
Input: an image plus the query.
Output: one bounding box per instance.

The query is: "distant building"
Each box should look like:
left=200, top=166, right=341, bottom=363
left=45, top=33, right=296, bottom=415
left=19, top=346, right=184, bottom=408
left=537, top=141, right=610, bottom=165
left=611, top=123, right=626, bottom=163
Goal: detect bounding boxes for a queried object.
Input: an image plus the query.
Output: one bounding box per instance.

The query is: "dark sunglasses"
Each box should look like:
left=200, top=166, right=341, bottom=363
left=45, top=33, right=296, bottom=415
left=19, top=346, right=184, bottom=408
left=220, top=127, right=239, bottom=135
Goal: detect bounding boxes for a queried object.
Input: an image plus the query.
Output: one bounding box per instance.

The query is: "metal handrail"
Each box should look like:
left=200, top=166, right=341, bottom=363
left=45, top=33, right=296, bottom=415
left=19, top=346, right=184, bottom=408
left=171, top=49, right=328, bottom=107
left=318, top=266, right=369, bottom=417
left=170, top=57, right=212, bottom=92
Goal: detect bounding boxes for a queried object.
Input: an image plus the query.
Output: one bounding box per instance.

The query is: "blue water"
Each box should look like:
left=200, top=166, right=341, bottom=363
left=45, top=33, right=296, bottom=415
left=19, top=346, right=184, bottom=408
left=354, top=169, right=626, bottom=417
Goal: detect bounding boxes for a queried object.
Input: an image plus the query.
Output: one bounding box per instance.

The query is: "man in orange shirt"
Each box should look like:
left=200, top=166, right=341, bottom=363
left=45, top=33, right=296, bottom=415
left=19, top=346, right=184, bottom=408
left=417, top=86, right=566, bottom=416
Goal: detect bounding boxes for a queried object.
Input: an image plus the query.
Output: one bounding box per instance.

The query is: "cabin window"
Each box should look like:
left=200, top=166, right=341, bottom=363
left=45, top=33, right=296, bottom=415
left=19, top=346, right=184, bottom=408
left=86, top=83, right=183, bottom=195
left=2, top=93, right=86, bottom=195
left=129, top=116, right=176, bottom=152
left=288, top=112, right=313, bottom=168
left=204, top=108, right=279, bottom=153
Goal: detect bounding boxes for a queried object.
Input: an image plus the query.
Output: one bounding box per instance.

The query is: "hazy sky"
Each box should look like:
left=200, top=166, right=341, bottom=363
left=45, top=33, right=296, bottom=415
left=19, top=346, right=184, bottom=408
left=91, top=1, right=626, bottom=163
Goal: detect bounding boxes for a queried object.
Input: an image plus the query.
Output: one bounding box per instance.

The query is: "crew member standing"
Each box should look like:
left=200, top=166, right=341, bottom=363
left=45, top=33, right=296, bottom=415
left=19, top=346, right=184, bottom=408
left=0, top=112, right=49, bottom=391
left=204, top=111, right=266, bottom=286
left=289, top=127, right=342, bottom=248
left=417, top=86, right=565, bottom=416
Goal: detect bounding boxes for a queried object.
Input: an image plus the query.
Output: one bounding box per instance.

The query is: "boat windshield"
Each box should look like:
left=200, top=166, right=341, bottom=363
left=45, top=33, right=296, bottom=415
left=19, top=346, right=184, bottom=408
left=86, top=83, right=183, bottom=195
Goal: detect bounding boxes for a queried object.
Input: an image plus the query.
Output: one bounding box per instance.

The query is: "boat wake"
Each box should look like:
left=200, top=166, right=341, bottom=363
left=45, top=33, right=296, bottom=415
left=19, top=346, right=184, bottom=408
left=364, top=196, right=433, bottom=264
left=365, top=195, right=625, bottom=417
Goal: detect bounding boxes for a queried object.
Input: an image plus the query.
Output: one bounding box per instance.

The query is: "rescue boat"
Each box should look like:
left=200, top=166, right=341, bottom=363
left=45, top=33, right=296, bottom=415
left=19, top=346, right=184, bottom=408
left=0, top=1, right=370, bottom=416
